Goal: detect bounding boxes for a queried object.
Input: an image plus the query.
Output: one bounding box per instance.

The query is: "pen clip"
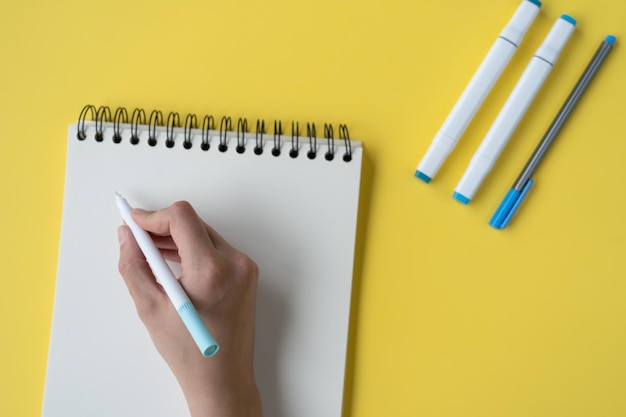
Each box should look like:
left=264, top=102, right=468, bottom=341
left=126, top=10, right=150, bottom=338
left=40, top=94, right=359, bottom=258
left=489, top=179, right=534, bottom=229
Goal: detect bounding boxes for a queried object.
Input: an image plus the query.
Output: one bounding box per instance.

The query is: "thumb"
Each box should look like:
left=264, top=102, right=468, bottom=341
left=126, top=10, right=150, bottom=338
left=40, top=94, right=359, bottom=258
left=117, top=225, right=167, bottom=321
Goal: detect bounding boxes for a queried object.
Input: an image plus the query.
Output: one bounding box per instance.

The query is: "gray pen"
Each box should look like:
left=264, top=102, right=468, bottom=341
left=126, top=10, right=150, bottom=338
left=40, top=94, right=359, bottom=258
left=490, top=34, right=616, bottom=229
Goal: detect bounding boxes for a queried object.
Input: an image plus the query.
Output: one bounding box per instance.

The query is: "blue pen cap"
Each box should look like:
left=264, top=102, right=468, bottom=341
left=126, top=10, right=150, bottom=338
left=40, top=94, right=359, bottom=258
left=453, top=192, right=470, bottom=205
left=560, top=14, right=577, bottom=26
left=178, top=302, right=219, bottom=357
left=490, top=189, right=521, bottom=229
left=415, top=170, right=432, bottom=184
left=489, top=180, right=534, bottom=229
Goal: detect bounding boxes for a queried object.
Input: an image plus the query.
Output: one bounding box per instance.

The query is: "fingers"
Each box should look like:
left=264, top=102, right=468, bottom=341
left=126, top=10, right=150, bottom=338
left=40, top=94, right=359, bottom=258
left=131, top=202, right=217, bottom=261
left=149, top=235, right=181, bottom=262
left=145, top=216, right=230, bottom=257
left=127, top=201, right=234, bottom=305
left=151, top=235, right=177, bottom=250
left=160, top=249, right=181, bottom=263
left=117, top=225, right=166, bottom=321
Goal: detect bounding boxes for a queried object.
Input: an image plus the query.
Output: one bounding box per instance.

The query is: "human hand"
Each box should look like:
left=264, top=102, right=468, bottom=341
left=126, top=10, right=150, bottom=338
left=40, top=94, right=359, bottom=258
left=117, top=201, right=262, bottom=417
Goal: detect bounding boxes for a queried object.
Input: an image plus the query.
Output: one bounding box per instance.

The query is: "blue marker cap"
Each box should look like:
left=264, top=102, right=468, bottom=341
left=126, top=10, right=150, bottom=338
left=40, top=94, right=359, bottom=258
left=178, top=302, right=219, bottom=357
left=560, top=14, right=577, bottom=26
left=452, top=192, right=470, bottom=205
left=489, top=179, right=534, bottom=229
left=526, top=0, right=542, bottom=7
left=415, top=170, right=432, bottom=183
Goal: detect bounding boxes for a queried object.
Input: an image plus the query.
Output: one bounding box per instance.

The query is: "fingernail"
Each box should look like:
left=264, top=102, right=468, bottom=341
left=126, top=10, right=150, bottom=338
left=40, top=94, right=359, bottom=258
left=117, top=226, right=127, bottom=244
left=131, top=208, right=150, bottom=221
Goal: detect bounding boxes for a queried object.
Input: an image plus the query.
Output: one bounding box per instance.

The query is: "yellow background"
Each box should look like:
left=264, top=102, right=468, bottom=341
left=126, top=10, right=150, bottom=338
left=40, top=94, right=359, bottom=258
left=1, top=0, right=625, bottom=416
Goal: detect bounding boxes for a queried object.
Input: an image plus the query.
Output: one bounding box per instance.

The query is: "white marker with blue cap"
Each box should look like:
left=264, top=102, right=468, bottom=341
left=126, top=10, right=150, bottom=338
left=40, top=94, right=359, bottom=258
left=453, top=14, right=576, bottom=204
left=116, top=193, right=219, bottom=357
left=415, top=0, right=541, bottom=183
left=490, top=35, right=616, bottom=229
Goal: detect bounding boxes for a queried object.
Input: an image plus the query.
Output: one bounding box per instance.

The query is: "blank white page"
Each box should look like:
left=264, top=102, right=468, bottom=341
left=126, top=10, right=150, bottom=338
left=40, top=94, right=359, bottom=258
left=43, top=117, right=362, bottom=417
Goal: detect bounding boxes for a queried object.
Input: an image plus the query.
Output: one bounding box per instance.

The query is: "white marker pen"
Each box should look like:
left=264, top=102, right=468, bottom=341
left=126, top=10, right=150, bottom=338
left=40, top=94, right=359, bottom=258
left=415, top=0, right=541, bottom=183
left=116, top=193, right=219, bottom=357
left=453, top=15, right=576, bottom=204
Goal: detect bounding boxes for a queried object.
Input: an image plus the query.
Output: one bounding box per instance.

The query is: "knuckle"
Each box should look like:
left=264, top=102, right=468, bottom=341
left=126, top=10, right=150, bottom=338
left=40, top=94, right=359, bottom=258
left=232, top=251, right=259, bottom=282
left=186, top=254, right=228, bottom=299
left=134, top=298, right=162, bottom=324
left=205, top=257, right=229, bottom=291
left=186, top=250, right=259, bottom=304
left=170, top=200, right=195, bottom=217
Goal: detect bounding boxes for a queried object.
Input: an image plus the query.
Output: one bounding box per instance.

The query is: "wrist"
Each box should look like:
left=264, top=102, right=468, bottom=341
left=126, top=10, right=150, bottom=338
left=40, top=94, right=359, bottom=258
left=184, top=379, right=262, bottom=417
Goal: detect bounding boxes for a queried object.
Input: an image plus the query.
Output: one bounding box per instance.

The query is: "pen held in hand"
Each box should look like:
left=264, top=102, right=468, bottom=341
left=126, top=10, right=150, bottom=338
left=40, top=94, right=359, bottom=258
left=115, top=192, right=219, bottom=356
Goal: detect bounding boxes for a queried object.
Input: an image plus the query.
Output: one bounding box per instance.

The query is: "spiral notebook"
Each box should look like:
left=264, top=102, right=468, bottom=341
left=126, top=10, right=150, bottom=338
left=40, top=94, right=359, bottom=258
left=43, top=105, right=363, bottom=417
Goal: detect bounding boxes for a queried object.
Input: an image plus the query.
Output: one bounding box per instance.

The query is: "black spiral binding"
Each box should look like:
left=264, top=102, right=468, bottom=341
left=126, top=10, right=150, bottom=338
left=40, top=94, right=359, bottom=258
left=76, top=105, right=355, bottom=162
left=219, top=116, right=232, bottom=153
left=236, top=118, right=247, bottom=154
left=165, top=112, right=180, bottom=148
left=148, top=110, right=163, bottom=147
left=272, top=120, right=282, bottom=157
left=130, top=108, right=145, bottom=145
left=95, top=106, right=111, bottom=142
left=255, top=120, right=265, bottom=155
left=113, top=107, right=128, bottom=144
left=201, top=115, right=214, bottom=151
left=306, top=123, right=316, bottom=160
left=183, top=114, right=197, bottom=150
left=290, top=121, right=299, bottom=158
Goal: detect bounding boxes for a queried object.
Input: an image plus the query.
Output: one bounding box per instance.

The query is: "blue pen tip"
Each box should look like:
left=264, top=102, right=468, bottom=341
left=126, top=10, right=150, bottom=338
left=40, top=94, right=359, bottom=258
left=452, top=192, right=470, bottom=205
left=560, top=14, right=577, bottom=26
left=414, top=170, right=432, bottom=183
left=606, top=35, right=616, bottom=45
